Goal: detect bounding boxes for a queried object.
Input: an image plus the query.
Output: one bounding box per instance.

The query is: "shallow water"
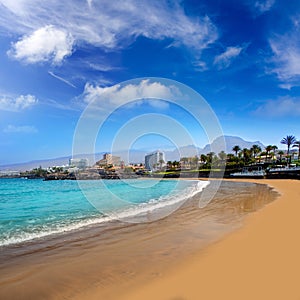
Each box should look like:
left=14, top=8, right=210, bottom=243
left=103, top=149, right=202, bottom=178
left=0, top=178, right=207, bottom=246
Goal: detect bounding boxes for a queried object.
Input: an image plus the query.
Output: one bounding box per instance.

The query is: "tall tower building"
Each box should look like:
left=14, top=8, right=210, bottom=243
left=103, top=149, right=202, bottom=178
left=145, top=150, right=165, bottom=170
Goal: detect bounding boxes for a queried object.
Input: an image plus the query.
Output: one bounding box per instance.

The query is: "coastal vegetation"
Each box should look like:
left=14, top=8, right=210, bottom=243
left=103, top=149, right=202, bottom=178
left=158, top=134, right=300, bottom=178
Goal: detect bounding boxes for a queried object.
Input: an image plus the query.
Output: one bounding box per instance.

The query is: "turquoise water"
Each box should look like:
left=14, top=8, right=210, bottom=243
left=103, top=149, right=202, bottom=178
left=0, top=178, right=208, bottom=246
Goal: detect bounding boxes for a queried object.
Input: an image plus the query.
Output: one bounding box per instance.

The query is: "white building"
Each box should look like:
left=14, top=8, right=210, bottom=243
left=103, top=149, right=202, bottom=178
left=0, top=170, right=20, bottom=177
left=69, top=158, right=89, bottom=169
left=145, top=150, right=165, bottom=171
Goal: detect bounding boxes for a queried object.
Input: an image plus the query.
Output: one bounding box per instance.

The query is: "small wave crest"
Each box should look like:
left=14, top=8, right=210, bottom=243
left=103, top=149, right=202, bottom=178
left=0, top=180, right=210, bottom=247
left=108, top=180, right=210, bottom=222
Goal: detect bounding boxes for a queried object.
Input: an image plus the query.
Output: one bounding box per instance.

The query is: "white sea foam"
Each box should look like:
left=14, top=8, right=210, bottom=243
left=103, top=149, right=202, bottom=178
left=0, top=180, right=210, bottom=247
left=0, top=215, right=114, bottom=247
left=108, top=180, right=210, bottom=222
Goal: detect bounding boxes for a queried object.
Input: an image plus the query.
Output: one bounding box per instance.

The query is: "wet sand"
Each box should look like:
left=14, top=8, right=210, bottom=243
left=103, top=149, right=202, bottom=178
left=119, top=179, right=300, bottom=300
left=0, top=180, right=279, bottom=299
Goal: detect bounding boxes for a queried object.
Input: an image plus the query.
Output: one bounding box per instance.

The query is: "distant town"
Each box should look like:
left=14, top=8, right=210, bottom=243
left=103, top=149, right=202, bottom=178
left=1, top=134, right=300, bottom=180
left=0, top=151, right=171, bottom=180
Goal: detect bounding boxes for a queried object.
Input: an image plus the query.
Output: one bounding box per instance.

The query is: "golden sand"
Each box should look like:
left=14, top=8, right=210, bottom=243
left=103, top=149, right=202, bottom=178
left=117, top=179, right=300, bottom=300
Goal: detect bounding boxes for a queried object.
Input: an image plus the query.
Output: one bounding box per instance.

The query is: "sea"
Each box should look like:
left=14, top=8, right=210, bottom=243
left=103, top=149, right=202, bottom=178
left=0, top=178, right=209, bottom=247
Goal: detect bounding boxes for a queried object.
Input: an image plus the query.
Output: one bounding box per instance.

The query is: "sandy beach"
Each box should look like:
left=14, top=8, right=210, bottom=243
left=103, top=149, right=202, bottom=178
left=0, top=179, right=299, bottom=300
left=118, top=179, right=300, bottom=300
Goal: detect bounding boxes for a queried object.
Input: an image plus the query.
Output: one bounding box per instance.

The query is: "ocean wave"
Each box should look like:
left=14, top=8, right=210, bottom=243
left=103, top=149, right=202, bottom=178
left=107, top=180, right=210, bottom=222
left=0, top=180, right=210, bottom=247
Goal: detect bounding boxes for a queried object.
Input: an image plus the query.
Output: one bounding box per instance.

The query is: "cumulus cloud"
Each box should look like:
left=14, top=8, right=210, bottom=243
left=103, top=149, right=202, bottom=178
left=254, top=96, right=300, bottom=117
left=3, top=124, right=38, bottom=134
left=1, top=0, right=217, bottom=64
left=81, top=79, right=182, bottom=110
left=0, top=94, right=38, bottom=111
left=213, top=46, right=243, bottom=69
left=8, top=25, right=74, bottom=64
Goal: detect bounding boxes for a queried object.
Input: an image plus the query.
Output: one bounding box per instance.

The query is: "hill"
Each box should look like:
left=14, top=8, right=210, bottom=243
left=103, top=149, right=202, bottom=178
left=201, top=135, right=265, bottom=155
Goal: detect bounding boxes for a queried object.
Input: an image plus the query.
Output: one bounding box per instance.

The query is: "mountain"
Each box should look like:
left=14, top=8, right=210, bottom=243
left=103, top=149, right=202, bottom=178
left=165, top=136, right=265, bottom=159
left=0, top=136, right=266, bottom=171
left=0, top=153, right=105, bottom=172
left=201, top=136, right=265, bottom=155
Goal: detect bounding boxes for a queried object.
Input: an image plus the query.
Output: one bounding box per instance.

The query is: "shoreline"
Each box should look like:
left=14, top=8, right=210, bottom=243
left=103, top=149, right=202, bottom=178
left=117, top=179, right=300, bottom=300
left=0, top=179, right=280, bottom=299
left=0, top=179, right=206, bottom=248
left=0, top=178, right=294, bottom=300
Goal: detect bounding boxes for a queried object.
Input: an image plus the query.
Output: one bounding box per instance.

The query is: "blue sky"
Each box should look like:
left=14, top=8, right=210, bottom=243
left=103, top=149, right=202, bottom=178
left=0, top=0, right=300, bottom=165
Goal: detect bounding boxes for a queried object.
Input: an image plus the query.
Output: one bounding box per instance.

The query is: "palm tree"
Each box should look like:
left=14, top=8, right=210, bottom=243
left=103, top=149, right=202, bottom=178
left=281, top=135, right=296, bottom=164
left=206, top=152, right=215, bottom=164
left=159, top=159, right=164, bottom=170
left=277, top=150, right=284, bottom=164
left=232, top=145, right=241, bottom=157
left=260, top=151, right=266, bottom=163
left=227, top=153, right=235, bottom=162
left=218, top=151, right=227, bottom=161
left=250, top=144, right=261, bottom=159
left=293, top=140, right=300, bottom=161
left=242, top=148, right=251, bottom=163
left=265, top=145, right=273, bottom=162
left=272, top=145, right=278, bottom=153
left=200, top=154, right=207, bottom=164
left=271, top=145, right=278, bottom=162
left=281, top=135, right=296, bottom=155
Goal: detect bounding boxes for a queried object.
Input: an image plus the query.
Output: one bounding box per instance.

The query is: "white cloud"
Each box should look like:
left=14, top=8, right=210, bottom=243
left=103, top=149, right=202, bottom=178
left=192, top=60, right=208, bottom=71
left=269, top=31, right=300, bottom=86
left=81, top=79, right=182, bottom=109
left=0, top=0, right=29, bottom=16
left=0, top=94, right=38, bottom=111
left=254, top=0, right=275, bottom=14
left=8, top=25, right=74, bottom=64
left=87, top=62, right=120, bottom=72
left=1, top=0, right=217, bottom=63
left=278, top=83, right=294, bottom=90
left=214, top=46, right=243, bottom=69
left=3, top=124, right=38, bottom=134
left=254, top=96, right=300, bottom=117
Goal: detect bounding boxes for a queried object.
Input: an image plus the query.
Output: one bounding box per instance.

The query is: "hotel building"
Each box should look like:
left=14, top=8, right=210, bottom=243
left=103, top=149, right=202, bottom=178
left=145, top=150, right=165, bottom=171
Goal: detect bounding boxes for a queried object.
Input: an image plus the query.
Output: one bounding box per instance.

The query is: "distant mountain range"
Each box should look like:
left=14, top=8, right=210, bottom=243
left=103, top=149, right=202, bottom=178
left=0, top=153, right=105, bottom=172
left=0, top=136, right=266, bottom=171
left=202, top=135, right=265, bottom=155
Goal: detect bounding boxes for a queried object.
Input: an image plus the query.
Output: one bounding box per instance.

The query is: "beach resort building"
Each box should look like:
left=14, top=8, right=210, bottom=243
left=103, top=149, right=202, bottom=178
left=96, top=153, right=121, bottom=167
left=145, top=150, right=165, bottom=171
